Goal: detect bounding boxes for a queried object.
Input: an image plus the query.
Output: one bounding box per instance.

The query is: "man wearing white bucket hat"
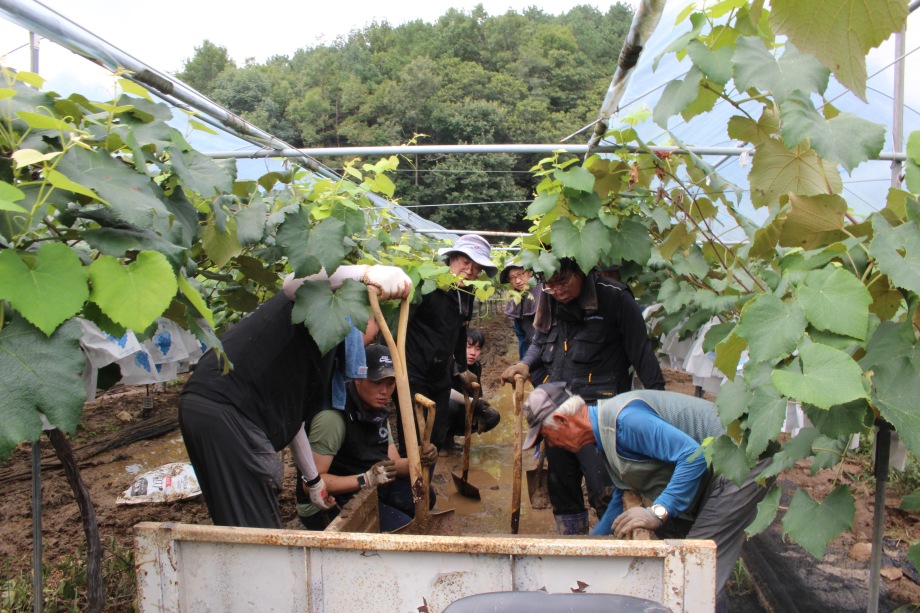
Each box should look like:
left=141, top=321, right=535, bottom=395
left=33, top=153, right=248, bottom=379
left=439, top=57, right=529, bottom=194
left=405, top=234, right=498, bottom=451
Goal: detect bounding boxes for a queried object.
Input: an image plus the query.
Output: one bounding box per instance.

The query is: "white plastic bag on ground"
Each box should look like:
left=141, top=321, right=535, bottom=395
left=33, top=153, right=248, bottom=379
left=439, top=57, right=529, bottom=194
left=117, top=462, right=201, bottom=505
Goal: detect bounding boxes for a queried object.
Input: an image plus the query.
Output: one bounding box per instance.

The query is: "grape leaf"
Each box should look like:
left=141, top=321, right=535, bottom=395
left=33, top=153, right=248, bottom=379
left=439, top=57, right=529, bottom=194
left=795, top=266, right=871, bottom=339
left=780, top=91, right=885, bottom=173
left=782, top=486, right=854, bottom=559
left=0, top=243, right=88, bottom=336
left=653, top=66, right=703, bottom=129
left=772, top=339, right=868, bottom=409
left=0, top=315, right=85, bottom=461
left=869, top=214, right=920, bottom=296
left=770, top=0, right=907, bottom=101
left=749, top=139, right=842, bottom=207
left=550, top=217, right=610, bottom=274
left=88, top=251, right=177, bottom=332
left=554, top=166, right=595, bottom=192
left=291, top=278, right=370, bottom=355
left=746, top=385, right=787, bottom=459
left=746, top=485, right=781, bottom=537
left=778, top=193, right=847, bottom=249
left=737, top=293, right=806, bottom=362
left=710, top=435, right=753, bottom=486
left=732, top=37, right=829, bottom=104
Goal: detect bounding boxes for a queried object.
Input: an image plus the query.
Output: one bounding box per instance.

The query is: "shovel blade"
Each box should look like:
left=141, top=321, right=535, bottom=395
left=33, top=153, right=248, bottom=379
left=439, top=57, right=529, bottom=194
left=526, top=467, right=550, bottom=510
left=390, top=508, right=458, bottom=535
left=451, top=470, right=481, bottom=500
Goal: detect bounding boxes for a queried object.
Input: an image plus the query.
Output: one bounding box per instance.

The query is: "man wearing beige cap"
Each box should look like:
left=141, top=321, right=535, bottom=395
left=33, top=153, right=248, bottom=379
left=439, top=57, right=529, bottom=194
left=405, top=234, right=498, bottom=450
left=522, top=382, right=772, bottom=611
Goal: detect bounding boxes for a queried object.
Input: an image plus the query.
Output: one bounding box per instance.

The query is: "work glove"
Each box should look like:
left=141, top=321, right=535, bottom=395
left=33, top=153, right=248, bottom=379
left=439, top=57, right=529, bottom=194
left=362, top=265, right=412, bottom=300
left=420, top=443, right=438, bottom=466
left=364, top=459, right=397, bottom=487
left=501, top=362, right=530, bottom=385
left=456, top=369, right=479, bottom=393
left=611, top=506, right=663, bottom=538
left=304, top=477, right=335, bottom=510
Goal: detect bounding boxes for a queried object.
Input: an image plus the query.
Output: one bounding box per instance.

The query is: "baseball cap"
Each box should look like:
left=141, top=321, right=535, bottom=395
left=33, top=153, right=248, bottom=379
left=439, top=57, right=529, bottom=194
left=438, top=234, right=498, bottom=277
left=522, top=382, right=577, bottom=450
left=364, top=344, right=396, bottom=381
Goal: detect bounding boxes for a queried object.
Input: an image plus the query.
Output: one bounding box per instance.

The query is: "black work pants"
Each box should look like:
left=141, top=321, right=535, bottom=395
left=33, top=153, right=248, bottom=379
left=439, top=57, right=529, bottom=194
left=178, top=392, right=284, bottom=529
left=545, top=444, right=613, bottom=518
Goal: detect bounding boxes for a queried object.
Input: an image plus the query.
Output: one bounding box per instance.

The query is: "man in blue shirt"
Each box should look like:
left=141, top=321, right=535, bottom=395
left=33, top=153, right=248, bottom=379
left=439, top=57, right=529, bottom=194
left=521, top=382, right=773, bottom=609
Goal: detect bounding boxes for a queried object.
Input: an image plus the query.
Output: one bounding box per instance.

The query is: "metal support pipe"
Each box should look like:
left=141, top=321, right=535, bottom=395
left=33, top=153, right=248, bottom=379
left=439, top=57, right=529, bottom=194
left=890, top=28, right=906, bottom=187
left=202, top=143, right=906, bottom=161
left=868, top=421, right=893, bottom=613
left=31, top=442, right=42, bottom=613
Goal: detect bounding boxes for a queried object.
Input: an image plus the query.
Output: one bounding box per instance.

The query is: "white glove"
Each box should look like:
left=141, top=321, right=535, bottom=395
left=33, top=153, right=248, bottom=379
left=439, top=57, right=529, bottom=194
left=364, top=460, right=397, bottom=487
left=304, top=476, right=335, bottom=510
left=362, top=265, right=411, bottom=300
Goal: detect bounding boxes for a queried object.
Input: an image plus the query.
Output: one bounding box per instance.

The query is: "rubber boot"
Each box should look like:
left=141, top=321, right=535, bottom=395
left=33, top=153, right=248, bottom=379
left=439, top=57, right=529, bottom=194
left=554, top=511, right=589, bottom=535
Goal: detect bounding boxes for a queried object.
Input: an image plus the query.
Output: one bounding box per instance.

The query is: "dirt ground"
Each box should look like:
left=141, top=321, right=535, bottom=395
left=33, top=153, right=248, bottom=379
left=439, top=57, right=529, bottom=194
left=2, top=312, right=920, bottom=610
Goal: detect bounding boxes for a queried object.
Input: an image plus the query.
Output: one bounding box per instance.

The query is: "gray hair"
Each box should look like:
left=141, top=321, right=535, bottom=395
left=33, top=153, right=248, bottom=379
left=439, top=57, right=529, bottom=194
left=541, top=394, right=586, bottom=430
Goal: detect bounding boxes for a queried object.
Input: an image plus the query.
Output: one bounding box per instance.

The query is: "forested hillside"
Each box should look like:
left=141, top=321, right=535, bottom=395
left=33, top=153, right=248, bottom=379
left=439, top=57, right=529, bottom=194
left=176, top=4, right=634, bottom=231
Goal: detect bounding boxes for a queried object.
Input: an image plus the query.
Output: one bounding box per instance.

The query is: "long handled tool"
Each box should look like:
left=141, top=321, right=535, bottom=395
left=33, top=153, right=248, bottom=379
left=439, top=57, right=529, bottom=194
left=368, top=288, right=456, bottom=535
left=451, top=382, right=481, bottom=499
left=526, top=444, right=550, bottom=510
left=511, top=374, right=525, bottom=534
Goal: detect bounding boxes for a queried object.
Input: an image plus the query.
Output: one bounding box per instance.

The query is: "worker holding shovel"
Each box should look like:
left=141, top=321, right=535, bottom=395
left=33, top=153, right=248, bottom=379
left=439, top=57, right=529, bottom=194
left=521, top=383, right=773, bottom=611
left=179, top=264, right=411, bottom=529
left=501, top=257, right=664, bottom=535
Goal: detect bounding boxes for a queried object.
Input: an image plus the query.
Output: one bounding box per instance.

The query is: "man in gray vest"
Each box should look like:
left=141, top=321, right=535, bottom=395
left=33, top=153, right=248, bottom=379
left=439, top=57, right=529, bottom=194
left=522, top=382, right=773, bottom=610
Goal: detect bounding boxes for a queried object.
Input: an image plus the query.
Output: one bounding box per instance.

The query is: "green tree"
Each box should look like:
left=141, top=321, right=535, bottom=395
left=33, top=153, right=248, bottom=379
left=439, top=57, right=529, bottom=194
left=175, top=40, right=236, bottom=94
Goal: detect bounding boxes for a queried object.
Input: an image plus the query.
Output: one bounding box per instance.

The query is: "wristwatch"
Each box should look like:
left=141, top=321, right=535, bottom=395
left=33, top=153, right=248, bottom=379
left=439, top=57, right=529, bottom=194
left=649, top=504, right=669, bottom=524
left=356, top=474, right=367, bottom=489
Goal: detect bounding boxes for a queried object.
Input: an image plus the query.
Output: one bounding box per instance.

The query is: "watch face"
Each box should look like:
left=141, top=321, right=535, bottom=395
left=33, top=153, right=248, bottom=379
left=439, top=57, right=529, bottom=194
left=652, top=505, right=667, bottom=520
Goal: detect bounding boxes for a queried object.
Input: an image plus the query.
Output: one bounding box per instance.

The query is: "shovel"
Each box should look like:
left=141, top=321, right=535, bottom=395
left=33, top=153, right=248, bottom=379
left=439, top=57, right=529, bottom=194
left=368, top=288, right=456, bottom=536
left=526, top=444, right=551, bottom=510
left=451, top=382, right=481, bottom=500
left=510, top=374, right=524, bottom=534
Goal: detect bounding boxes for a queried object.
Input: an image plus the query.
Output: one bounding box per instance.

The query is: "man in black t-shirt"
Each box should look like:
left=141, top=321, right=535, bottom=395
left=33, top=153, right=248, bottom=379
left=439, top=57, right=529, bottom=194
left=179, top=265, right=411, bottom=529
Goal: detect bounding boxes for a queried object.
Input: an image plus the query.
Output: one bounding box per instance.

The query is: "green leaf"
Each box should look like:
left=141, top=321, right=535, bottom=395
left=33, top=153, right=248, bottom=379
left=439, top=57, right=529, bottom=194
left=201, top=217, right=243, bottom=268
left=88, top=251, right=177, bottom=332
left=168, top=147, right=233, bottom=197
left=554, top=166, right=595, bottom=192
left=82, top=227, right=187, bottom=271
left=703, top=322, right=734, bottom=353
left=746, top=485, right=781, bottom=537
left=15, top=110, right=77, bottom=132
left=653, top=66, right=702, bottom=129
left=277, top=206, right=322, bottom=278
left=869, top=347, right=920, bottom=457
left=177, top=274, right=215, bottom=330
left=778, top=193, right=847, bottom=249
left=906, top=131, right=920, bottom=193
left=686, top=40, right=734, bottom=86
left=550, top=217, right=610, bottom=274
left=760, top=428, right=822, bottom=480
left=608, top=218, right=653, bottom=265
left=0, top=243, right=88, bottom=336
left=732, top=38, right=829, bottom=104
left=367, top=173, right=396, bottom=197
left=236, top=255, right=280, bottom=287
left=770, top=0, right=908, bottom=101
left=901, top=491, right=920, bottom=513
left=749, top=139, right=842, bottom=207
left=782, top=486, right=854, bottom=559
left=869, top=214, right=920, bottom=295
left=795, top=266, right=871, bottom=339
left=564, top=188, right=602, bottom=219
left=780, top=92, right=886, bottom=173
left=55, top=147, right=173, bottom=233
left=45, top=168, right=103, bottom=201
left=291, top=278, right=370, bottom=355
left=909, top=543, right=920, bottom=574
left=118, top=78, right=152, bottom=100
left=0, top=315, right=85, bottom=460
left=306, top=217, right=348, bottom=277
left=710, top=435, right=753, bottom=486
left=234, top=201, right=268, bottom=245
left=0, top=181, right=27, bottom=213
left=746, top=385, right=788, bottom=459
left=11, top=149, right=61, bottom=168
left=737, top=293, right=806, bottom=362
left=802, top=400, right=872, bottom=439
left=714, top=331, right=747, bottom=380
left=772, top=340, right=868, bottom=409
left=528, top=192, right=559, bottom=217
left=811, top=435, right=850, bottom=471
left=715, top=375, right=749, bottom=425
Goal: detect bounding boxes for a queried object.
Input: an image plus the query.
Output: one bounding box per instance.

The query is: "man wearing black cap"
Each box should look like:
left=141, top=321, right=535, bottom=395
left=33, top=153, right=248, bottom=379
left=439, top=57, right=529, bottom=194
left=406, top=234, right=498, bottom=451
left=522, top=383, right=772, bottom=610
left=501, top=257, right=665, bottom=535
left=297, top=344, right=437, bottom=531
